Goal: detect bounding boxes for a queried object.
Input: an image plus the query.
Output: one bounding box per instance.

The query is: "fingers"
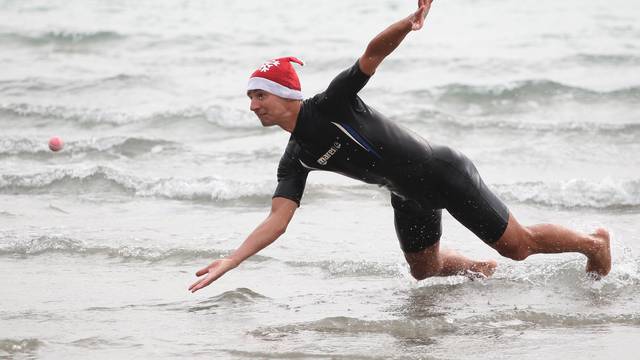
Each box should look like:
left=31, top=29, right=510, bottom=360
left=189, top=263, right=226, bottom=292
left=189, top=259, right=236, bottom=293
left=195, top=267, right=209, bottom=277
left=189, top=279, right=209, bottom=293
left=195, top=260, right=219, bottom=276
left=189, top=277, right=205, bottom=292
left=411, top=8, right=426, bottom=31
left=418, top=6, right=427, bottom=19
left=189, top=272, right=217, bottom=292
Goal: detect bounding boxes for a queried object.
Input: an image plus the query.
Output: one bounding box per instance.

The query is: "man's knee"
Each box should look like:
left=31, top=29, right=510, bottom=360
left=492, top=226, right=533, bottom=261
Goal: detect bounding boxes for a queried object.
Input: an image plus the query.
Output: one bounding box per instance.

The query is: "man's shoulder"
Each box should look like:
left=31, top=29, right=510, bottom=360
left=303, top=92, right=328, bottom=107
left=303, top=90, right=348, bottom=115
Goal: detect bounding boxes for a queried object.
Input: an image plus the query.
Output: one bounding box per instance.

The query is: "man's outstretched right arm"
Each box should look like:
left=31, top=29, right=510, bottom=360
left=189, top=197, right=298, bottom=293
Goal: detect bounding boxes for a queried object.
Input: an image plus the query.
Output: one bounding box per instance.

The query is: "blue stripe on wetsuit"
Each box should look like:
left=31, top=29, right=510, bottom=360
left=337, top=122, right=382, bottom=159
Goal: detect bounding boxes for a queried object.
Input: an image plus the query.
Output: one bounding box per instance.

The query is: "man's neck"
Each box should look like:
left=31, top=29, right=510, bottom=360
left=279, top=100, right=302, bottom=133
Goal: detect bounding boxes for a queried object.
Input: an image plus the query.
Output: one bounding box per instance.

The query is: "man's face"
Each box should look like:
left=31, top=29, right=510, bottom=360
left=247, top=90, right=288, bottom=127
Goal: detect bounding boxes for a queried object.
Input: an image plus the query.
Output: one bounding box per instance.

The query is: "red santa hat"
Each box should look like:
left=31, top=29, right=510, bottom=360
left=247, top=57, right=304, bottom=100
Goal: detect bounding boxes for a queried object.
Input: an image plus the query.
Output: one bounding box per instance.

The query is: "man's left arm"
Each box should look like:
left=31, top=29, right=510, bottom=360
left=359, top=0, right=433, bottom=76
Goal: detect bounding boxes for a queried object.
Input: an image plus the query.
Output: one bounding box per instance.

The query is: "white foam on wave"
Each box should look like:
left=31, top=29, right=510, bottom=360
left=2, top=165, right=639, bottom=209
left=0, top=166, right=275, bottom=202
left=0, top=136, right=179, bottom=158
left=0, top=338, right=44, bottom=355
left=495, top=178, right=640, bottom=209
left=0, top=103, right=257, bottom=129
left=0, top=233, right=242, bottom=262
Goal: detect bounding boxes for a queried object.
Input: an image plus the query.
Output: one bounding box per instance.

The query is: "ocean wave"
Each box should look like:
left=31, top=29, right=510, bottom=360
left=407, top=80, right=640, bottom=115
left=0, top=166, right=138, bottom=195
left=0, top=137, right=180, bottom=159
left=464, top=309, right=640, bottom=329
left=494, top=178, right=640, bottom=210
left=0, top=77, right=63, bottom=94
left=251, top=316, right=456, bottom=340
left=0, top=74, right=154, bottom=95
left=0, top=30, right=124, bottom=46
left=285, top=259, right=401, bottom=278
left=189, top=288, right=268, bottom=312
left=0, top=166, right=282, bottom=203
left=0, top=103, right=257, bottom=129
left=148, top=104, right=257, bottom=129
left=210, top=288, right=268, bottom=303
left=0, top=103, right=138, bottom=126
left=0, top=234, right=274, bottom=263
left=437, top=80, right=639, bottom=103
left=252, top=311, right=640, bottom=342
left=569, top=53, right=640, bottom=66
left=1, top=166, right=638, bottom=210
left=222, top=349, right=369, bottom=360
left=69, top=337, right=132, bottom=349
left=86, top=289, right=269, bottom=314
left=497, top=246, right=640, bottom=291
left=405, top=108, right=640, bottom=134
left=0, top=338, right=43, bottom=355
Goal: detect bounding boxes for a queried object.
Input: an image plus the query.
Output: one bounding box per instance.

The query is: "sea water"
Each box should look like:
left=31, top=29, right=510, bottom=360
left=1, top=0, right=639, bottom=359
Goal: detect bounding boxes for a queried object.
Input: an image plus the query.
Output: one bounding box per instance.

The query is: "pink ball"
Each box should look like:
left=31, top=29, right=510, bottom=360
left=48, top=136, right=64, bottom=152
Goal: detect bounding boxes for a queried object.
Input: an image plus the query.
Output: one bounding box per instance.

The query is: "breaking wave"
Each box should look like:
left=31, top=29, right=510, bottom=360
left=0, top=137, right=180, bottom=159
left=494, top=178, right=640, bottom=210
left=0, top=103, right=257, bottom=129
left=0, top=74, right=154, bottom=95
left=404, top=108, right=640, bottom=134
left=435, top=80, right=640, bottom=104
left=0, top=166, right=274, bottom=203
left=0, top=234, right=272, bottom=263
left=251, top=316, right=456, bottom=340
left=0, top=30, right=124, bottom=46
left=285, top=259, right=401, bottom=277
left=2, top=166, right=638, bottom=210
left=569, top=53, right=640, bottom=66
left=406, top=80, right=640, bottom=115
left=464, top=309, right=640, bottom=329
left=0, top=338, right=44, bottom=356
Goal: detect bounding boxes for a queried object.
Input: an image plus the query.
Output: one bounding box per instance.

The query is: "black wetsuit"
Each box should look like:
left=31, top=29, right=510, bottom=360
left=274, top=60, right=509, bottom=253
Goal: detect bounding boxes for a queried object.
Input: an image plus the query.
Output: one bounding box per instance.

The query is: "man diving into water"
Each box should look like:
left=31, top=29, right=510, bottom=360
left=189, top=0, right=611, bottom=293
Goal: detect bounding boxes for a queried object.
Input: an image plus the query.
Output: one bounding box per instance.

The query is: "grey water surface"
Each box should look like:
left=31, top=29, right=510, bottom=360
left=1, top=0, right=639, bottom=359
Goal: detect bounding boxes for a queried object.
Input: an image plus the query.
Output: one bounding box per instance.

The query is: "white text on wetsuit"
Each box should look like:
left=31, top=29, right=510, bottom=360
left=317, top=142, right=341, bottom=165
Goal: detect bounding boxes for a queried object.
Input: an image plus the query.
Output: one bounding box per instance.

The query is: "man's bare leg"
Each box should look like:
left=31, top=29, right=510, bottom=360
left=404, top=241, right=497, bottom=280
left=491, top=214, right=612, bottom=276
left=440, top=249, right=497, bottom=278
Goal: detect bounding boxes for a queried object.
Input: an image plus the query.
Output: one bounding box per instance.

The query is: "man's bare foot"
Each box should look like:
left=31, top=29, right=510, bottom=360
left=466, top=259, right=497, bottom=279
left=586, top=228, right=611, bottom=277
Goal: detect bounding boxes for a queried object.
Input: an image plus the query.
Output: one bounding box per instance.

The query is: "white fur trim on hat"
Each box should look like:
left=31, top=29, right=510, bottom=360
left=247, top=77, right=303, bottom=100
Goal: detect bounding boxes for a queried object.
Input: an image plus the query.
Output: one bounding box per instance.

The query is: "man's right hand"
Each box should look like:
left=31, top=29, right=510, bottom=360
left=189, top=258, right=238, bottom=293
left=188, top=197, right=297, bottom=293
left=408, top=0, right=434, bottom=31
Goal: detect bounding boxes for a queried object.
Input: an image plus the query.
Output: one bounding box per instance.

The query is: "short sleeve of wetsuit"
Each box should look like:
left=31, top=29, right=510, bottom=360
left=320, top=60, right=372, bottom=107
left=273, top=138, right=310, bottom=206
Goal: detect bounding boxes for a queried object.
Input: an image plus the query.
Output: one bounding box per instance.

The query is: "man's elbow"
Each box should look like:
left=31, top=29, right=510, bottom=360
left=270, top=218, right=290, bottom=237
left=275, top=223, right=288, bottom=237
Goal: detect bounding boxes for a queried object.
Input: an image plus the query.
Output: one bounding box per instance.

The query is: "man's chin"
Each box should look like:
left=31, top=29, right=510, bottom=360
left=258, top=116, right=275, bottom=127
left=259, top=119, right=272, bottom=127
